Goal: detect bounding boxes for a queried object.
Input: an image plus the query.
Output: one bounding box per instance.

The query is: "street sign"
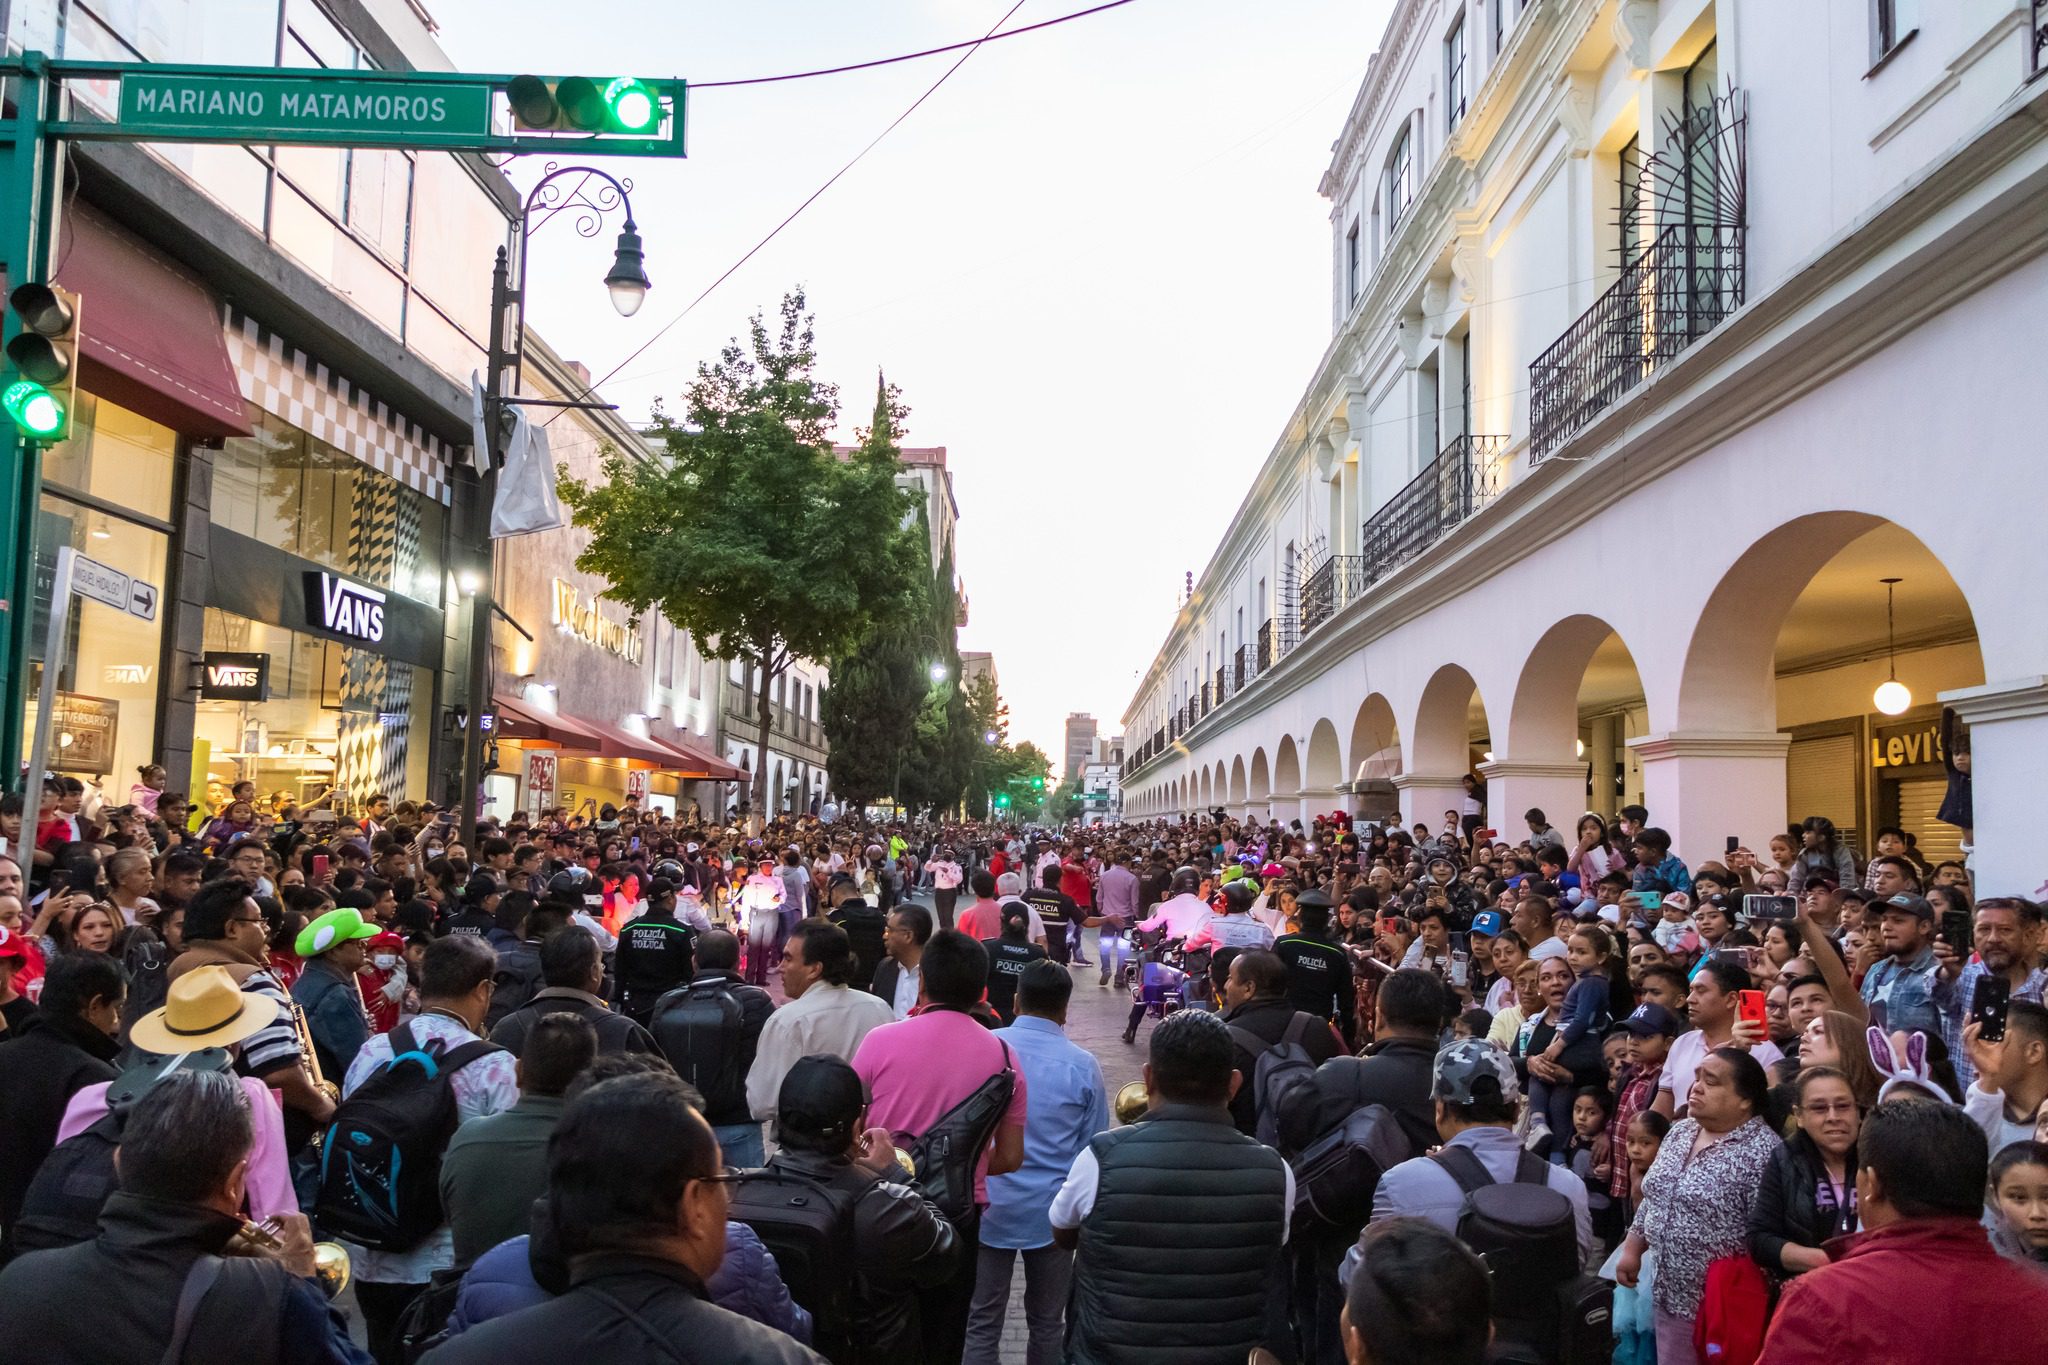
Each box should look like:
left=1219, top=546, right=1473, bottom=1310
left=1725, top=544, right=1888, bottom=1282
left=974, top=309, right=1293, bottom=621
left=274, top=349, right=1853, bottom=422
left=70, top=553, right=130, bottom=611
left=119, top=71, right=490, bottom=145
left=127, top=579, right=157, bottom=621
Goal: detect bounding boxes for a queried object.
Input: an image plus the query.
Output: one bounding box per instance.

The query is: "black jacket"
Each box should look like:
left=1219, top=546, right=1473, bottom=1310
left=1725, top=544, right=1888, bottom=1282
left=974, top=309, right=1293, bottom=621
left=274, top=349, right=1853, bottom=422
left=1220, top=996, right=1342, bottom=1137
left=1274, top=1034, right=1439, bottom=1158
left=1274, top=932, right=1356, bottom=1036
left=0, top=1191, right=362, bottom=1365
left=827, top=901, right=887, bottom=993
left=765, top=1148, right=959, bottom=1363
left=613, top=911, right=698, bottom=1024
left=1747, top=1132, right=1859, bottom=1277
left=488, top=987, right=659, bottom=1058
left=0, top=1011, right=119, bottom=1251
left=418, top=1251, right=825, bottom=1365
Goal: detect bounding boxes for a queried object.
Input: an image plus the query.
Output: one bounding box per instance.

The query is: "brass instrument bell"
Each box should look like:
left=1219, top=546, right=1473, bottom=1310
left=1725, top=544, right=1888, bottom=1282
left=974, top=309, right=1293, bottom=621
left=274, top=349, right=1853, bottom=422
left=893, top=1147, right=917, bottom=1178
left=1113, top=1080, right=1150, bottom=1125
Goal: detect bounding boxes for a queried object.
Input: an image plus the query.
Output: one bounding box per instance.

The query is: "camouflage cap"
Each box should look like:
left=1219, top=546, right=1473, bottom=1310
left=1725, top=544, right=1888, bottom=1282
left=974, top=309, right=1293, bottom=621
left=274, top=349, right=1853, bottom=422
left=1432, top=1038, right=1521, bottom=1106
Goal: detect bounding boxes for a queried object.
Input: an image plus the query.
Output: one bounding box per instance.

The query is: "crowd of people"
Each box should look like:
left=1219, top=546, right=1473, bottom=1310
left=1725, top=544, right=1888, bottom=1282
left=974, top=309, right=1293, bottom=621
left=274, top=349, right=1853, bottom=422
left=0, top=768, right=2045, bottom=1365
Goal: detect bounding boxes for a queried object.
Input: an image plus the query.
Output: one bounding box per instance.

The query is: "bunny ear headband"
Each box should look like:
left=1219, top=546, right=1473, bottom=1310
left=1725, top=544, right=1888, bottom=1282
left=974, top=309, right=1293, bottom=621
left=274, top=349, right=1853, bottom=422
left=1867, top=1026, right=1955, bottom=1106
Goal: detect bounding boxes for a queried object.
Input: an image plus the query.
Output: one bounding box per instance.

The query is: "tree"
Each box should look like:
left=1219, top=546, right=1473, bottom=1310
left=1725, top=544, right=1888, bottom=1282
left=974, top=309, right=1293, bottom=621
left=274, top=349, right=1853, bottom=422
left=898, top=530, right=977, bottom=818
left=558, top=291, right=924, bottom=822
left=819, top=377, right=932, bottom=811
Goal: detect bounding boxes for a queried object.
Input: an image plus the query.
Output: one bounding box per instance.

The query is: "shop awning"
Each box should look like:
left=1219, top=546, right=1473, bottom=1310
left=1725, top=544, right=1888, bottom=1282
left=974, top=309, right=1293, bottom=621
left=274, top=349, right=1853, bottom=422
left=652, top=731, right=745, bottom=782
left=51, top=207, right=254, bottom=441
left=493, top=692, right=604, bottom=748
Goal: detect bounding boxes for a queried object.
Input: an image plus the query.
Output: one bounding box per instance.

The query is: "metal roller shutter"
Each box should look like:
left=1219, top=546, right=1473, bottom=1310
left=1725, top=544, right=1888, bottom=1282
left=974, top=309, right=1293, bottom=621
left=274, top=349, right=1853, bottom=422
left=1892, top=776, right=1963, bottom=865
left=1787, top=734, right=1858, bottom=851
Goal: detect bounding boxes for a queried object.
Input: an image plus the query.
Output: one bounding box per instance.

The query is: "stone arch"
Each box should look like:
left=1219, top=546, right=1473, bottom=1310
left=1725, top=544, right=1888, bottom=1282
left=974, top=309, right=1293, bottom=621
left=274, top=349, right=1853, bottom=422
left=1273, top=735, right=1301, bottom=798
left=1349, top=693, right=1401, bottom=782
left=1249, top=748, right=1271, bottom=804
left=1199, top=767, right=1213, bottom=810
left=1305, top=718, right=1343, bottom=792
left=1411, top=663, right=1490, bottom=776
left=1229, top=756, right=1248, bottom=807
left=1505, top=615, right=1643, bottom=762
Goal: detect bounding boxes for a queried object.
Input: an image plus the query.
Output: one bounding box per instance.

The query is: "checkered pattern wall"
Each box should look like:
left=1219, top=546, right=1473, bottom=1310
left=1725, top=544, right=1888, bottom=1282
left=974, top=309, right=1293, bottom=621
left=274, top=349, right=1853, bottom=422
left=222, top=308, right=461, bottom=506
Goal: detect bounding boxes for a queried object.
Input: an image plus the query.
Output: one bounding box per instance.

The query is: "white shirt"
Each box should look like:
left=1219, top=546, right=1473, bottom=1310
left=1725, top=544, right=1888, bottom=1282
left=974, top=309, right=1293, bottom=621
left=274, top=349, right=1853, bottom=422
left=1657, top=1027, right=1783, bottom=1111
left=745, top=982, right=894, bottom=1121
left=1136, top=892, right=1213, bottom=941
left=1050, top=1142, right=1295, bottom=1243
left=890, top=963, right=922, bottom=1021
left=1527, top=936, right=1569, bottom=962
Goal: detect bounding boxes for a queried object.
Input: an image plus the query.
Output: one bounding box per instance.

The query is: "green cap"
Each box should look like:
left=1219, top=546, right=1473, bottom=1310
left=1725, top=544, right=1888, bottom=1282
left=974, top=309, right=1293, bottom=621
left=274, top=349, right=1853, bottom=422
left=295, top=907, right=381, bottom=958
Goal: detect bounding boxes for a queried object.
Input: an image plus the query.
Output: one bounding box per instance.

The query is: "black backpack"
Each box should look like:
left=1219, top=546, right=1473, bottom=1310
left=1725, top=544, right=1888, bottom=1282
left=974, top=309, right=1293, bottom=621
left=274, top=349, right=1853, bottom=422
left=117, top=937, right=172, bottom=1049
left=648, top=979, right=748, bottom=1117
left=907, top=1040, right=1015, bottom=1225
left=1227, top=1014, right=1322, bottom=1149
left=728, top=1166, right=861, bottom=1360
left=1288, top=1101, right=1413, bottom=1229
left=12, top=1109, right=122, bottom=1251
left=1433, top=1144, right=1609, bottom=1365
left=314, top=1021, right=501, bottom=1251
left=486, top=946, right=544, bottom=1030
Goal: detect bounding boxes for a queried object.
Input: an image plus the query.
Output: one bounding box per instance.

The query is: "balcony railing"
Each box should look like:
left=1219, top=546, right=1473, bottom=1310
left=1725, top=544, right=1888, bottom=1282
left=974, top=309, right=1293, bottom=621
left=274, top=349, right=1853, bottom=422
left=1529, top=222, right=1744, bottom=459
left=1300, top=555, right=1365, bottom=638
left=2034, top=0, right=2047, bottom=79
left=1360, top=433, right=1508, bottom=588
left=1256, top=619, right=1274, bottom=674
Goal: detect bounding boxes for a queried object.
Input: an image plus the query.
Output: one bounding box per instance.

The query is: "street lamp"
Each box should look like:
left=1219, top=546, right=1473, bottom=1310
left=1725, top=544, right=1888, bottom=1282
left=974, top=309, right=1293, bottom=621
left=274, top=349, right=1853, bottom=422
left=984, top=730, right=998, bottom=745
left=929, top=661, right=949, bottom=683
left=459, top=164, right=651, bottom=844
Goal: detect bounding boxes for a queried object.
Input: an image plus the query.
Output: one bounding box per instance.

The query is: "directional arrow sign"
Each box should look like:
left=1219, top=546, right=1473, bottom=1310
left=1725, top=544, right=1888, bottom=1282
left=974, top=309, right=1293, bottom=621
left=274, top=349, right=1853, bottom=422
left=127, top=579, right=159, bottom=622
left=70, top=554, right=131, bottom=612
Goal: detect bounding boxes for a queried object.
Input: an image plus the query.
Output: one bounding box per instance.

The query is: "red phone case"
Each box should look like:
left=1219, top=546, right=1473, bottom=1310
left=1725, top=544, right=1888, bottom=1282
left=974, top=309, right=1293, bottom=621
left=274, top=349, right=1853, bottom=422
left=1737, top=990, right=1767, bottom=1028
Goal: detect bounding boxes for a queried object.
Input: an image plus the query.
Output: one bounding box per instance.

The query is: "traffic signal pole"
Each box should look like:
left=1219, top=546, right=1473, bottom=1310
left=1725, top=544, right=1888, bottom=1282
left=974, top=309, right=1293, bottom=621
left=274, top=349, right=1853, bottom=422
left=0, top=56, right=62, bottom=784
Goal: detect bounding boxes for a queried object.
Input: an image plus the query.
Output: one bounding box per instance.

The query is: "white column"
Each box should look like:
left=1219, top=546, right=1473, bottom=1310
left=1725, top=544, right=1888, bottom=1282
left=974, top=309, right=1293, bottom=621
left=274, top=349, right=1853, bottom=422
left=1476, top=759, right=1588, bottom=842
left=1942, top=678, right=2048, bottom=898
left=1393, top=773, right=1468, bottom=834
left=1587, top=715, right=1620, bottom=814
left=1627, top=732, right=1791, bottom=873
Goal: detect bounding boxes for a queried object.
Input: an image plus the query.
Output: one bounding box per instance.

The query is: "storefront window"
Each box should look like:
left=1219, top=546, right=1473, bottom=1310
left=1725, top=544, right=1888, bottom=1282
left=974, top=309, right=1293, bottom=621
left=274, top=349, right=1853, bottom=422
left=212, top=409, right=447, bottom=605
left=40, top=391, right=178, bottom=521
left=197, top=609, right=430, bottom=811
left=24, top=494, right=170, bottom=797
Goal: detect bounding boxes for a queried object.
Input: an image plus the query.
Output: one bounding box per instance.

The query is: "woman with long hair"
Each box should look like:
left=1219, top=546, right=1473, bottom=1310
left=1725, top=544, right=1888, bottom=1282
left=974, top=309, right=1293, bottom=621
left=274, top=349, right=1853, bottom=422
left=1796, top=1009, right=1885, bottom=1111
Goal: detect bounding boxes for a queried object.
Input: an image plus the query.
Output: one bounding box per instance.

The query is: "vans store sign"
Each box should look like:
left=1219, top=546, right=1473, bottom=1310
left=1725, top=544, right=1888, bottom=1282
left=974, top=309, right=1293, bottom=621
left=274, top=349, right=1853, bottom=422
left=200, top=652, right=271, bottom=702
left=304, top=573, right=387, bottom=644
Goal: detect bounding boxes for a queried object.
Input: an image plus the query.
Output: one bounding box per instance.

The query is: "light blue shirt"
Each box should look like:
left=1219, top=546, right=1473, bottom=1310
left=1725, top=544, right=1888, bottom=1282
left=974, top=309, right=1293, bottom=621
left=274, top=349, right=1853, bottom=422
left=982, top=1014, right=1111, bottom=1249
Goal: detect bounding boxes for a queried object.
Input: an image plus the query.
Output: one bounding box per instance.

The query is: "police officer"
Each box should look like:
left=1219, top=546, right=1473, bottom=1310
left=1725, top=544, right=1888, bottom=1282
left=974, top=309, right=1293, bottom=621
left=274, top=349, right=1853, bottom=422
left=1274, top=888, right=1355, bottom=1044
left=613, top=876, right=696, bottom=1026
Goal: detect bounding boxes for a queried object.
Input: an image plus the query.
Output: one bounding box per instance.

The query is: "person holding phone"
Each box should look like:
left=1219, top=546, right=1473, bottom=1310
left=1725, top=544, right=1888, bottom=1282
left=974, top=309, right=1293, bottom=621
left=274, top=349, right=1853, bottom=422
left=1935, top=896, right=2048, bottom=1091
left=1655, top=959, right=1782, bottom=1121
left=1962, top=1002, right=2048, bottom=1156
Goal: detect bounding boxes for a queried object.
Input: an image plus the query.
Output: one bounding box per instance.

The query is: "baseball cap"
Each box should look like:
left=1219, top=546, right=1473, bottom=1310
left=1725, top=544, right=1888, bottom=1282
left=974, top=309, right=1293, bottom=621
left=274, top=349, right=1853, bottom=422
left=295, top=908, right=381, bottom=958
left=1622, top=1002, right=1682, bottom=1038
left=0, top=925, right=24, bottom=961
left=1470, top=910, right=1504, bottom=938
left=1880, top=893, right=1934, bottom=922
left=1431, top=1039, right=1521, bottom=1106
left=644, top=876, right=676, bottom=901
left=777, top=1055, right=868, bottom=1145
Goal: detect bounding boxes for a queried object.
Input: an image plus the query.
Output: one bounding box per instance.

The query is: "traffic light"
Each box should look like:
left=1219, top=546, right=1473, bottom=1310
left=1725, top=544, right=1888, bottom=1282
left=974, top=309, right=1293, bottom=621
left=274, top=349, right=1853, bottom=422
left=994, top=793, right=1010, bottom=809
left=507, top=75, right=661, bottom=134
left=4, top=283, right=79, bottom=442
left=1031, top=776, right=1045, bottom=791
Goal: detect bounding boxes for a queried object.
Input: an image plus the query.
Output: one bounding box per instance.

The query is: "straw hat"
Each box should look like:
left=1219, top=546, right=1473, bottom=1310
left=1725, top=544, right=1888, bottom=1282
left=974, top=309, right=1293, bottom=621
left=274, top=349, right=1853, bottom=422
left=128, top=964, right=277, bottom=1055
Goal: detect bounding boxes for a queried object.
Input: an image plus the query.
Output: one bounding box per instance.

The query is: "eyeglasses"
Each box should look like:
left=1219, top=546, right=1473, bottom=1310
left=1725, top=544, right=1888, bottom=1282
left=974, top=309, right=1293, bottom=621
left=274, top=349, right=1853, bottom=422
left=693, top=1165, right=745, bottom=1188
left=229, top=915, right=266, bottom=927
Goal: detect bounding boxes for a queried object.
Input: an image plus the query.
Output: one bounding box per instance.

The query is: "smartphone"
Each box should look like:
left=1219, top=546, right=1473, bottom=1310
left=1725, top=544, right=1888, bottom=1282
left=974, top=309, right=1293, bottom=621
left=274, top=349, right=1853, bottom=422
left=1939, top=908, right=1973, bottom=955
left=1736, top=989, right=1768, bottom=1030
left=312, top=854, right=330, bottom=882
left=630, top=836, right=642, bottom=853
left=1378, top=916, right=1403, bottom=937
left=1719, top=946, right=1764, bottom=973
left=1973, top=973, right=2012, bottom=1042
left=1450, top=931, right=1470, bottom=955
left=1449, top=950, right=1470, bottom=988
left=1747, top=894, right=1797, bottom=923
left=1632, top=890, right=1663, bottom=912
left=1726, top=835, right=1740, bottom=855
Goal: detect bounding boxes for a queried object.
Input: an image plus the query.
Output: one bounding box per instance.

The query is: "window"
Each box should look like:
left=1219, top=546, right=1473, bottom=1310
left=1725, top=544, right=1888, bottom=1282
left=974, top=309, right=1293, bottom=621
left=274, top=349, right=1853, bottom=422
left=1492, top=0, right=1508, bottom=56
left=1345, top=221, right=1361, bottom=303
left=1445, top=15, right=1468, bottom=131
left=1384, top=123, right=1413, bottom=228
left=1618, top=134, right=1642, bottom=263
left=1870, top=0, right=1918, bottom=67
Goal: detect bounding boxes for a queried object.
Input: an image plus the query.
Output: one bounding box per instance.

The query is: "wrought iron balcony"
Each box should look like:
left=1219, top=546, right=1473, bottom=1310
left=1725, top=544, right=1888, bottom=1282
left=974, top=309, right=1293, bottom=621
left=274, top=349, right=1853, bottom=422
left=1360, top=434, right=1508, bottom=588
left=1256, top=620, right=1274, bottom=674
left=2034, top=0, right=2047, bottom=79
left=1531, top=87, right=1746, bottom=461
left=1300, top=555, right=1365, bottom=638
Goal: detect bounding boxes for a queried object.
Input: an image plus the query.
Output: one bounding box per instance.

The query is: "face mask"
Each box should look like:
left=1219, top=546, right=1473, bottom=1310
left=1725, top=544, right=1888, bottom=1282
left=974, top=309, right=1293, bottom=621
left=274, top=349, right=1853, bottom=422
left=373, top=953, right=399, bottom=970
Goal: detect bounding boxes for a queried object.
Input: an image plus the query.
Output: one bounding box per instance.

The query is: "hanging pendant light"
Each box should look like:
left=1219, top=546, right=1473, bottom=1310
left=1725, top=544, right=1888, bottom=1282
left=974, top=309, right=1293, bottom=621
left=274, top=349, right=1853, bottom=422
left=1872, top=577, right=1912, bottom=716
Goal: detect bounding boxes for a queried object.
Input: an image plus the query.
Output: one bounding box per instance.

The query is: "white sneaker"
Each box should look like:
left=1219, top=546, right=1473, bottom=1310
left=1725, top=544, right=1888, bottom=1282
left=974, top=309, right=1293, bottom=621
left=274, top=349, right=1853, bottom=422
left=1524, top=1119, right=1552, bottom=1153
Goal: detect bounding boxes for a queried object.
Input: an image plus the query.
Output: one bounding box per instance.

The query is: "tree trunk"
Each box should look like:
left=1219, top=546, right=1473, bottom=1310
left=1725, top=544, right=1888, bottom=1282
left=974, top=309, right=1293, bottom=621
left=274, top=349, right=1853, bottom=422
left=751, top=644, right=775, bottom=834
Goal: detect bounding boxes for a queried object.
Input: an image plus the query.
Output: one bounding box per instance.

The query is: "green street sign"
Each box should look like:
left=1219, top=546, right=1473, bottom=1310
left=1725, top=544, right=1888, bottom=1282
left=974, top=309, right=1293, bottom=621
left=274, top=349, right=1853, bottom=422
left=119, top=71, right=489, bottom=145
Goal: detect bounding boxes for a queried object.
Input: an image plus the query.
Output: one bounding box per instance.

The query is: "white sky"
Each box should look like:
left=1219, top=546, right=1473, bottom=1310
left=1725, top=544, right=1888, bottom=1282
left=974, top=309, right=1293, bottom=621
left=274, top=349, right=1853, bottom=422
left=432, top=0, right=1395, bottom=769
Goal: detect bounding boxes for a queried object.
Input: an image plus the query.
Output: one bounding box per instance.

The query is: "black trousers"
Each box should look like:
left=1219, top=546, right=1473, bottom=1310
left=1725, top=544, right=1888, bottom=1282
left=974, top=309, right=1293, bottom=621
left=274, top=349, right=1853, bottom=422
left=1288, top=1222, right=1354, bottom=1365
left=934, top=887, right=959, bottom=931
left=920, top=1206, right=981, bottom=1364
left=354, top=1279, right=426, bottom=1365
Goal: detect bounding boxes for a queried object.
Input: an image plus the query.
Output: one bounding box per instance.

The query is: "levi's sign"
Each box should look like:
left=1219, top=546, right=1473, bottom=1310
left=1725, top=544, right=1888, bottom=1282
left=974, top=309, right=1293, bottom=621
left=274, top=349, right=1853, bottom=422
left=119, top=73, right=490, bottom=145
left=304, top=572, right=386, bottom=645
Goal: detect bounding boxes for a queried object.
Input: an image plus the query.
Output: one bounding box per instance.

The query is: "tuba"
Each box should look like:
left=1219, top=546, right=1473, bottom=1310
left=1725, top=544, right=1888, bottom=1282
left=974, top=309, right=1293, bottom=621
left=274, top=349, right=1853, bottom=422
left=1113, top=1081, right=1150, bottom=1125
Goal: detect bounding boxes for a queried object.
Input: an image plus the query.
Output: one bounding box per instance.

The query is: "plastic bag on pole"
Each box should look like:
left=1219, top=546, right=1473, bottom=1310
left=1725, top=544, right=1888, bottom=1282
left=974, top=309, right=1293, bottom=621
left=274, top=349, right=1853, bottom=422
left=490, top=410, right=566, bottom=538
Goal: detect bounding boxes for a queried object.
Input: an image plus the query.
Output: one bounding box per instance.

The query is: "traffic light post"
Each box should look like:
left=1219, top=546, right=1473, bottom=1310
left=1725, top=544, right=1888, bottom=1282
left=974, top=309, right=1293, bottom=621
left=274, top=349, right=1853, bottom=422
left=0, top=54, right=687, bottom=789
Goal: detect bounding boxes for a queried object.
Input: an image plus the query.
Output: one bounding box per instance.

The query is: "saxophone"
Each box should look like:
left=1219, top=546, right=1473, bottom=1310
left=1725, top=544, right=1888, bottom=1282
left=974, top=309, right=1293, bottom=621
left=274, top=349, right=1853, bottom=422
left=289, top=999, right=342, bottom=1106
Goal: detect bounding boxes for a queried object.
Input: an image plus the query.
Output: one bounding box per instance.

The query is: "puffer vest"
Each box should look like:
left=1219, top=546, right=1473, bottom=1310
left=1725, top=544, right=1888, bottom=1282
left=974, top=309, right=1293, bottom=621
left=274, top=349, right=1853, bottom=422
left=1067, top=1102, right=1287, bottom=1365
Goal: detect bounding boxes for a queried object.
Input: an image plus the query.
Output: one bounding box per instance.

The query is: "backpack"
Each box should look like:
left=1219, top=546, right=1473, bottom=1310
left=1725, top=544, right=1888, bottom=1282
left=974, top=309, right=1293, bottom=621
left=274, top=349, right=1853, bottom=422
left=1433, top=1144, right=1609, bottom=1365
left=727, top=1167, right=861, bottom=1359
left=1288, top=1101, right=1413, bottom=1229
left=648, top=979, right=749, bottom=1118
left=1227, top=1013, right=1321, bottom=1149
left=1693, top=1254, right=1770, bottom=1365
left=117, top=937, right=172, bottom=1049
left=907, top=1039, right=1015, bottom=1224
left=12, top=1109, right=122, bottom=1251
left=486, top=946, right=544, bottom=1030
left=314, top=1021, right=501, bottom=1251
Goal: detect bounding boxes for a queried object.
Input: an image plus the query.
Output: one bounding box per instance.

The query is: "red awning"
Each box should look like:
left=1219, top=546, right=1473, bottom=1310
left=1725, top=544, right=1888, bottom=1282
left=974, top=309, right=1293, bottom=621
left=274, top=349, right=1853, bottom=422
left=53, top=207, right=253, bottom=440
left=493, top=693, right=604, bottom=748
left=651, top=731, right=744, bottom=782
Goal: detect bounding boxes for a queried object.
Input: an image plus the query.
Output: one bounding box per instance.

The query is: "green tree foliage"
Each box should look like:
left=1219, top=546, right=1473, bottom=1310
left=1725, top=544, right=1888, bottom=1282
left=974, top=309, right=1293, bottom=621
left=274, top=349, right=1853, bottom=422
left=557, top=291, right=923, bottom=819
left=897, top=531, right=977, bottom=818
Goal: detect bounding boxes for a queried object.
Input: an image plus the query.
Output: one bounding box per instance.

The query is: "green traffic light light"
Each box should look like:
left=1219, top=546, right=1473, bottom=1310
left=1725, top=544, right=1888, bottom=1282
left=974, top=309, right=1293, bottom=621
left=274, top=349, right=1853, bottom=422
left=3, top=380, right=63, bottom=439
left=604, top=78, right=657, bottom=132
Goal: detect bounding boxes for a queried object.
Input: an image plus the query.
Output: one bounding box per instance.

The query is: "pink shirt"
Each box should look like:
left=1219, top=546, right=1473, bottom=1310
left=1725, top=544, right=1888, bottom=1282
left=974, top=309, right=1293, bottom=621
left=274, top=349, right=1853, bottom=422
left=853, top=1008, right=1028, bottom=1206
left=60, top=1075, right=297, bottom=1221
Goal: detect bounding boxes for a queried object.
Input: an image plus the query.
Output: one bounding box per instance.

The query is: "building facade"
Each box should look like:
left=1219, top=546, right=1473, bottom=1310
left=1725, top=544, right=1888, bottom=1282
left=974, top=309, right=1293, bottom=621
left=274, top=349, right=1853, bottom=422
left=1121, top=0, right=2048, bottom=897
left=1080, top=734, right=1125, bottom=822
left=718, top=658, right=830, bottom=819
left=1063, top=712, right=1099, bottom=783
